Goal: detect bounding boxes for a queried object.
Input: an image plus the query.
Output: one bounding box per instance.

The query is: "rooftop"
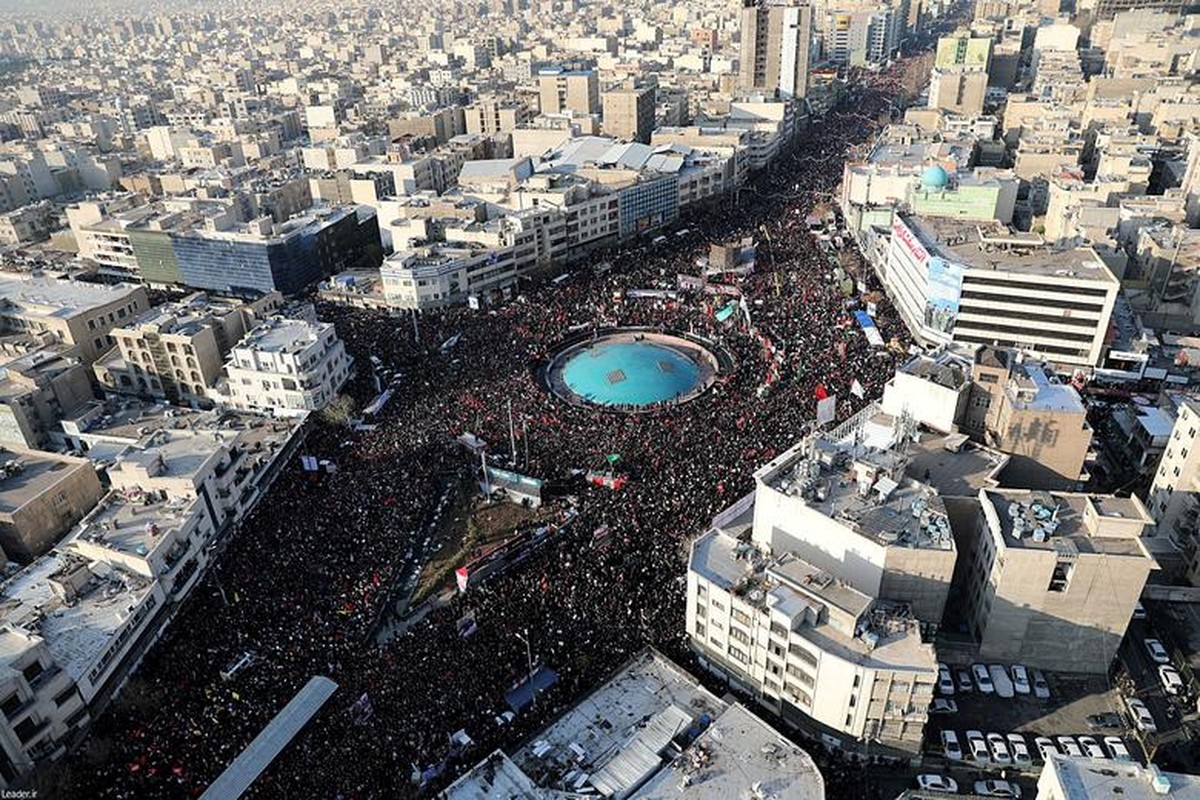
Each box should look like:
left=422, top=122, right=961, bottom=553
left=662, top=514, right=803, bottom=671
left=0, top=553, right=156, bottom=683
left=0, top=448, right=89, bottom=517
left=0, top=275, right=141, bottom=320
left=983, top=489, right=1155, bottom=558
left=446, top=649, right=824, bottom=800
left=1045, top=755, right=1200, bottom=799
left=1005, top=362, right=1087, bottom=414
left=235, top=317, right=328, bottom=355
left=902, top=214, right=1119, bottom=282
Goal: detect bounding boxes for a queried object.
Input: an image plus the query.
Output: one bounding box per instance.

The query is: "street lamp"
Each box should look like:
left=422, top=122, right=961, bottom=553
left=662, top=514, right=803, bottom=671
left=515, top=629, right=536, bottom=708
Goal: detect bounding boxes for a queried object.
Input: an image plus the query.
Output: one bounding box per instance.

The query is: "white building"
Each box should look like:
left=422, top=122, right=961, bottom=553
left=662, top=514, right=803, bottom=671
left=220, top=317, right=353, bottom=417
left=686, top=415, right=955, bottom=754
left=1036, top=754, right=1200, bottom=799
left=884, top=214, right=1119, bottom=369
left=1146, top=396, right=1200, bottom=563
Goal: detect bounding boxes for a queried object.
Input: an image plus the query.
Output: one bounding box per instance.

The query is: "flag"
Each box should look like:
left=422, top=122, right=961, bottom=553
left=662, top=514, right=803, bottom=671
left=851, top=379, right=866, bottom=399
left=814, top=384, right=829, bottom=400
left=606, top=453, right=621, bottom=464
left=816, top=394, right=838, bottom=426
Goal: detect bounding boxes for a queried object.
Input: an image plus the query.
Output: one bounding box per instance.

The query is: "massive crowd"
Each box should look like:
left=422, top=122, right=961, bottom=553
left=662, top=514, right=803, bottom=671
left=63, top=66, right=917, bottom=800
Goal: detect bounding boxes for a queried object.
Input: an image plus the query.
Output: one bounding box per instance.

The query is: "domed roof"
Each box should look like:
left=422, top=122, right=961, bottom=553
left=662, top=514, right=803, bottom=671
left=921, top=165, right=949, bottom=189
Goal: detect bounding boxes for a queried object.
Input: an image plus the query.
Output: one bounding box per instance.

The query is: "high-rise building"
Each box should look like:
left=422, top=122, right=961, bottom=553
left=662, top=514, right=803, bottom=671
left=601, top=84, right=656, bottom=144
left=738, top=0, right=813, bottom=100
left=537, top=68, right=600, bottom=116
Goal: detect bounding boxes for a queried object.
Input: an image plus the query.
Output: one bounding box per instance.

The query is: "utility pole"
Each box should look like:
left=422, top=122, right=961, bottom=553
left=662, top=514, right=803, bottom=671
left=411, top=309, right=419, bottom=342
left=515, top=629, right=536, bottom=708
left=522, top=418, right=529, bottom=468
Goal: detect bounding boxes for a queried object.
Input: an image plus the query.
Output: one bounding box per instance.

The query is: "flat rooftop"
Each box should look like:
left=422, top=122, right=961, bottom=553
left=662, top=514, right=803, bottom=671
left=0, top=275, right=140, bottom=319
left=1006, top=363, right=1087, bottom=414
left=236, top=317, right=326, bottom=355
left=446, top=649, right=824, bottom=800
left=0, top=554, right=155, bottom=682
left=1046, top=755, right=1200, bottom=799
left=66, top=489, right=195, bottom=563
left=904, top=435, right=1007, bottom=498
left=0, top=449, right=87, bottom=516
left=984, top=489, right=1154, bottom=558
left=904, top=215, right=1118, bottom=282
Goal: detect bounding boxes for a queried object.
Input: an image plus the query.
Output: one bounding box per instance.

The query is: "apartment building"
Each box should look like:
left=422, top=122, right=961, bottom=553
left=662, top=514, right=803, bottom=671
left=883, top=214, right=1119, bottom=369
left=0, top=347, right=94, bottom=450
left=537, top=68, right=600, bottom=116
left=0, top=275, right=149, bottom=365
left=93, top=292, right=280, bottom=408
left=961, top=488, right=1156, bottom=673
left=739, top=0, right=813, bottom=99
left=220, top=317, right=353, bottom=417
left=0, top=449, right=103, bottom=563
left=601, top=85, right=656, bottom=144
left=463, top=100, right=531, bottom=135
left=1147, top=395, right=1199, bottom=557
left=686, top=418, right=956, bottom=754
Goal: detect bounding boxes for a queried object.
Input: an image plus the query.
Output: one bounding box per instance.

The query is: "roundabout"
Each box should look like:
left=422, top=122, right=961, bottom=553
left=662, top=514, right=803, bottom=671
left=543, top=328, right=727, bottom=411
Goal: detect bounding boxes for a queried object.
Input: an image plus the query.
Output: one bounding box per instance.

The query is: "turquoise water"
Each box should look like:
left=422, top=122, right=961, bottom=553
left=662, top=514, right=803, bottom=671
left=561, top=341, right=702, bottom=407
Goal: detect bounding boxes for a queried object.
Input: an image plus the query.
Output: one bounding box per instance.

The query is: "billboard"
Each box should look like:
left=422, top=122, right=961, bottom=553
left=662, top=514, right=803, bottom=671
left=924, top=256, right=965, bottom=335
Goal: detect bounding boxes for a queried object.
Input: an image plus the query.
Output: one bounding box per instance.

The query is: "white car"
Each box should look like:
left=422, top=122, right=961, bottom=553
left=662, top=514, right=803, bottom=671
left=1126, top=697, right=1158, bottom=733
left=988, top=732, right=1012, bottom=765
left=1078, top=736, right=1106, bottom=759
left=1034, top=736, right=1058, bottom=762
left=1159, top=664, right=1185, bottom=695
left=1011, top=665, right=1032, bottom=695
left=930, top=698, right=959, bottom=715
left=1104, top=736, right=1131, bottom=761
left=1008, top=733, right=1033, bottom=767
left=967, top=730, right=989, bottom=763
left=938, top=663, right=956, bottom=695
left=973, top=663, right=996, bottom=694
left=1133, top=601, right=1147, bottom=620
left=1058, top=736, right=1084, bottom=757
left=957, top=668, right=974, bottom=693
left=975, top=779, right=1022, bottom=798
left=1031, top=669, right=1051, bottom=700
left=917, top=774, right=959, bottom=794
left=942, top=729, right=964, bottom=760
left=1145, top=638, right=1170, bottom=664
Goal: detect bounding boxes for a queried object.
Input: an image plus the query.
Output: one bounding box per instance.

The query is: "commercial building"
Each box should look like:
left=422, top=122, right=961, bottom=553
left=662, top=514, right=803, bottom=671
left=687, top=416, right=953, bottom=754
left=219, top=316, right=353, bottom=417
left=739, top=0, right=813, bottom=100
left=0, top=276, right=150, bottom=365
left=537, top=68, right=600, bottom=116
left=129, top=204, right=381, bottom=296
left=444, top=648, right=825, bottom=800
left=601, top=84, right=656, bottom=144
left=93, top=292, right=280, bottom=408
left=961, top=488, right=1156, bottom=673
left=0, top=449, right=102, bottom=563
left=883, top=214, right=1119, bottom=369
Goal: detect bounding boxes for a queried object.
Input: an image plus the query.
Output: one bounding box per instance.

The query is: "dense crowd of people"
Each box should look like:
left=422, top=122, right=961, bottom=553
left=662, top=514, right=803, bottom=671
left=63, top=65, right=918, bottom=800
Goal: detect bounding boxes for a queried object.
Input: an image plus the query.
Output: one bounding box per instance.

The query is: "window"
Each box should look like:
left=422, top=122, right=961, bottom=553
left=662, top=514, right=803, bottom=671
left=0, top=694, right=21, bottom=718
left=770, top=621, right=787, bottom=638
left=728, top=645, right=748, bottom=664
left=1048, top=559, right=1074, bottom=592
left=695, top=604, right=706, bottom=619
left=21, top=662, right=42, bottom=683
left=53, top=686, right=77, bottom=708
left=789, top=642, right=818, bottom=666
left=711, top=600, right=724, bottom=612
left=732, top=608, right=752, bottom=626
left=13, top=717, right=39, bottom=744
left=729, top=627, right=750, bottom=646
left=694, top=623, right=705, bottom=638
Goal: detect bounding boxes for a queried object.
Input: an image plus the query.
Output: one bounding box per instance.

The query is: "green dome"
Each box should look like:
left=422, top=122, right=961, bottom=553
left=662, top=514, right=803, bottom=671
left=922, top=165, right=949, bottom=189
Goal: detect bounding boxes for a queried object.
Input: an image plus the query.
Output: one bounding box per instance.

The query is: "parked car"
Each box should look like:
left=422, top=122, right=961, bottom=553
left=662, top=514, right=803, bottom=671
left=1133, top=601, right=1147, bottom=620
left=942, top=729, right=964, bottom=760
left=988, top=732, right=1012, bottom=764
left=973, top=664, right=996, bottom=694
left=493, top=710, right=516, bottom=727
left=917, top=774, right=959, bottom=794
left=1011, top=665, right=1032, bottom=695
left=939, top=663, right=956, bottom=695
left=1145, top=638, right=1170, bottom=664
left=1007, top=733, right=1033, bottom=767
left=1031, top=669, right=1051, bottom=700
left=1034, top=736, right=1058, bottom=762
left=957, top=668, right=974, bottom=693
left=990, top=665, right=1015, bottom=698
left=1126, top=697, right=1158, bottom=733
left=1086, top=712, right=1124, bottom=729
left=1104, top=736, right=1132, bottom=761
left=967, top=730, right=989, bottom=763
left=1159, top=664, right=1185, bottom=695
left=1078, top=736, right=1106, bottom=759
left=974, top=779, right=1022, bottom=798
left=930, top=698, right=959, bottom=715
left=1057, top=736, right=1084, bottom=757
